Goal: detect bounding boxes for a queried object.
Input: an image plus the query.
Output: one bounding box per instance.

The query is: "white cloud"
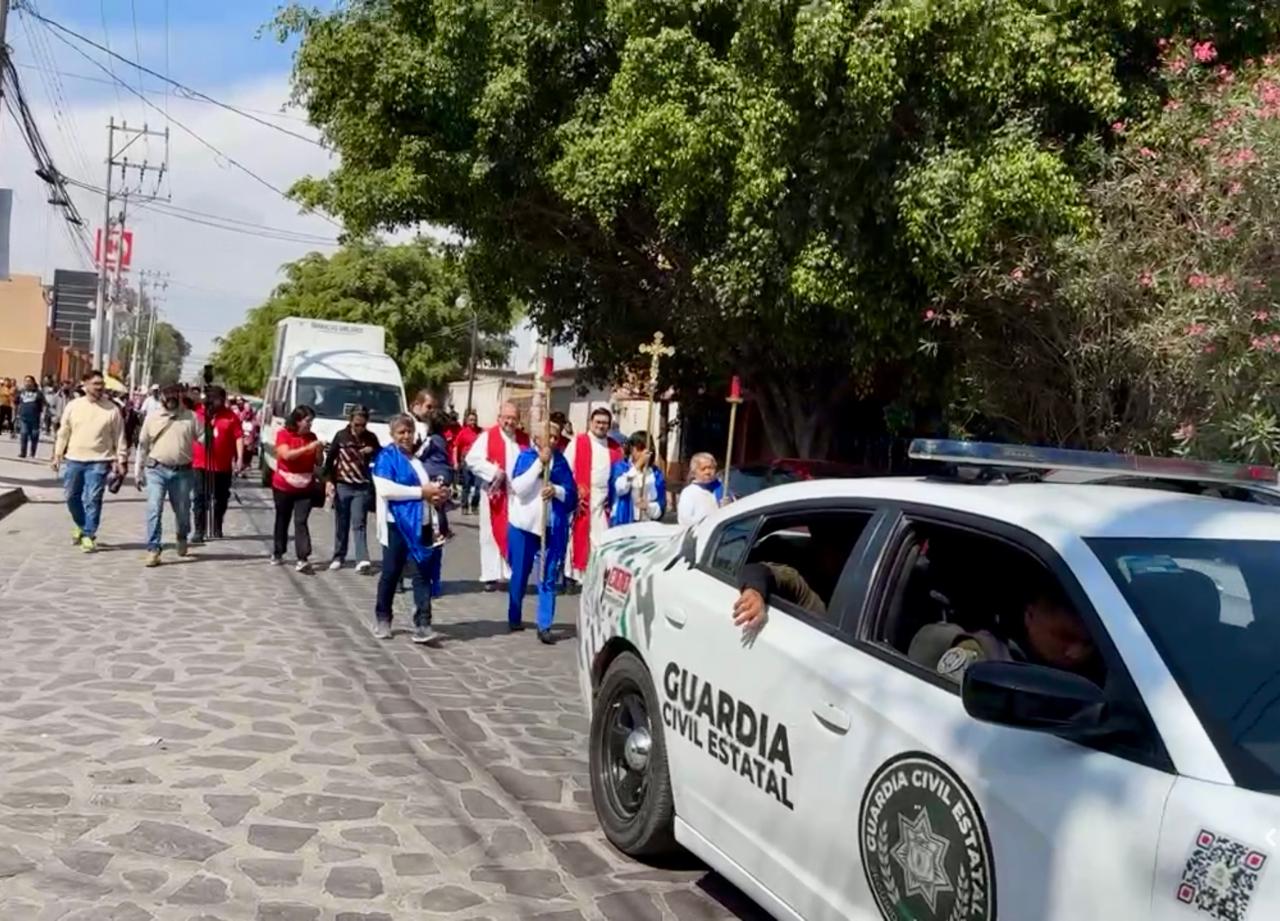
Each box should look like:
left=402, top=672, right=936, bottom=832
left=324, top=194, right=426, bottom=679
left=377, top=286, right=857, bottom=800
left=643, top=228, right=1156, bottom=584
left=1, top=68, right=341, bottom=382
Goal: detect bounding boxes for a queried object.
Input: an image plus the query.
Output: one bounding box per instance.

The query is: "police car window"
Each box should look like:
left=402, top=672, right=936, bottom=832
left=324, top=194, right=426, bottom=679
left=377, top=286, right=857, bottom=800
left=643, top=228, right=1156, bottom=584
left=878, top=521, right=1107, bottom=687
left=739, top=511, right=873, bottom=622
left=708, top=516, right=759, bottom=576
left=1091, top=537, right=1280, bottom=793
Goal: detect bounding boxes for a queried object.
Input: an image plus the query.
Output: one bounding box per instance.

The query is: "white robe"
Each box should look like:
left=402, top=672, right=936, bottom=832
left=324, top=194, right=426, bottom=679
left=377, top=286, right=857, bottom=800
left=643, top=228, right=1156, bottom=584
left=465, top=427, right=520, bottom=582
left=569, top=433, right=615, bottom=582
left=677, top=483, right=719, bottom=527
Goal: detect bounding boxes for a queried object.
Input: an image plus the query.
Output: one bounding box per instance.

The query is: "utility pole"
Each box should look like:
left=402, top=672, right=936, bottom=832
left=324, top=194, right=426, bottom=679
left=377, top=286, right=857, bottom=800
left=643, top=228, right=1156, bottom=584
left=461, top=294, right=478, bottom=416
left=106, top=193, right=129, bottom=370
left=92, top=120, right=170, bottom=371
left=140, top=271, right=167, bottom=389
left=127, top=269, right=147, bottom=389
left=0, top=2, right=11, bottom=76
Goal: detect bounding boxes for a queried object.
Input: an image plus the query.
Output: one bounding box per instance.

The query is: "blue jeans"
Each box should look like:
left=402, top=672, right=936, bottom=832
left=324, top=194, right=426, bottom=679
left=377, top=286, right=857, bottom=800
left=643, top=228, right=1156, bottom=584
left=376, top=524, right=434, bottom=628
left=62, top=460, right=111, bottom=538
left=145, top=464, right=193, bottom=551
left=17, top=417, right=39, bottom=458
left=333, top=482, right=372, bottom=562
left=460, top=466, right=480, bottom=511
left=507, top=526, right=565, bottom=631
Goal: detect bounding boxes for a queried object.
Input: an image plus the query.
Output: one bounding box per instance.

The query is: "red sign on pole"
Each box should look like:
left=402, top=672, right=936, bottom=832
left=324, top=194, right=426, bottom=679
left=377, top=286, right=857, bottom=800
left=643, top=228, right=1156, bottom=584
left=94, top=228, right=134, bottom=271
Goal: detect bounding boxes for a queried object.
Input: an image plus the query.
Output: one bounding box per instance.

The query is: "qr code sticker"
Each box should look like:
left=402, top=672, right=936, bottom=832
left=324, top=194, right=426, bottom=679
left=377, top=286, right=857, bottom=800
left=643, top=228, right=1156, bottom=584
left=1176, top=829, right=1268, bottom=921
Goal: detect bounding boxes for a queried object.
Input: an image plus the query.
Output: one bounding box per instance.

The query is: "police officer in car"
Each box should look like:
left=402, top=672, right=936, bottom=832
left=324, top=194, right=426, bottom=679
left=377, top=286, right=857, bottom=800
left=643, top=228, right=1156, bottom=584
left=908, top=587, right=1103, bottom=683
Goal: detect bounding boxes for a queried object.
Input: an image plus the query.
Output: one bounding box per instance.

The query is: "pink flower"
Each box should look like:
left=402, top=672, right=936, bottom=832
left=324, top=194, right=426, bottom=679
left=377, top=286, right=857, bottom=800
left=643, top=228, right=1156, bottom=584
left=1228, top=180, right=1244, bottom=195
left=1010, top=267, right=1025, bottom=280
left=1202, top=343, right=1217, bottom=354
left=1188, top=274, right=1209, bottom=289
left=1250, top=336, right=1268, bottom=351
left=1111, top=120, right=1127, bottom=135
left=1192, top=136, right=1212, bottom=148
left=1193, top=41, right=1218, bottom=64
left=1258, top=80, right=1280, bottom=106
left=1266, top=54, right=1278, bottom=67
left=923, top=309, right=936, bottom=321
left=1164, top=98, right=1183, bottom=111
left=1138, top=270, right=1154, bottom=288
left=1174, top=422, right=1196, bottom=442
left=1186, top=322, right=1207, bottom=336
left=1253, top=310, right=1270, bottom=322
left=1157, top=38, right=1170, bottom=52
left=1272, top=333, right=1280, bottom=343
left=1139, top=147, right=1159, bottom=159
left=1215, top=65, right=1235, bottom=84
left=1218, top=223, right=1236, bottom=239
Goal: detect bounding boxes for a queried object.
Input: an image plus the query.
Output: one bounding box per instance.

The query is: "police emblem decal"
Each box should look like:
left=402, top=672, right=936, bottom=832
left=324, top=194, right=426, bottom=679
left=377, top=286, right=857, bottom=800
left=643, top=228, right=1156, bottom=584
left=859, top=751, right=996, bottom=921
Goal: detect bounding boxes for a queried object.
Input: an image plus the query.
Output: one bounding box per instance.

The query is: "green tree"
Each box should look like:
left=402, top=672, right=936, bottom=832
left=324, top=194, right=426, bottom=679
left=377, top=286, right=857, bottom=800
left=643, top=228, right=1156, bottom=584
left=118, top=287, right=191, bottom=387
left=211, top=238, right=512, bottom=396
left=929, top=43, right=1280, bottom=462
left=276, top=1, right=1278, bottom=456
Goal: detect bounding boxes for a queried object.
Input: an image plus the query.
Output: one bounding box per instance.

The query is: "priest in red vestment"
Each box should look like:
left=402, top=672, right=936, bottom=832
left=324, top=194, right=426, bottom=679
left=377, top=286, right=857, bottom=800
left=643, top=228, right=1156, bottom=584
left=568, top=406, right=623, bottom=585
left=464, top=402, right=528, bottom=589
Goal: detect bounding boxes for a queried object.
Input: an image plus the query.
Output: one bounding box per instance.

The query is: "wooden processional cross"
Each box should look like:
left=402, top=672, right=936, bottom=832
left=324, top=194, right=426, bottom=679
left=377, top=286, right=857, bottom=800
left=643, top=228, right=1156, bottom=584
left=637, top=332, right=675, bottom=521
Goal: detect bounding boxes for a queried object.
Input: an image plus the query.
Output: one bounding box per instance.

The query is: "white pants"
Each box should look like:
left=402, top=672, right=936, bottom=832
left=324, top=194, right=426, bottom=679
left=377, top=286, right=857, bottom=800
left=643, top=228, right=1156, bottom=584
left=477, top=493, right=512, bottom=583
left=569, top=499, right=609, bottom=582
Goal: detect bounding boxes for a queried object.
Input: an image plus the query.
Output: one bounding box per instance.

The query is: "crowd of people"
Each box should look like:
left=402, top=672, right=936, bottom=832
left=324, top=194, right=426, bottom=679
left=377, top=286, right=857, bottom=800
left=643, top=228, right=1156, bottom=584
left=32, top=372, right=727, bottom=646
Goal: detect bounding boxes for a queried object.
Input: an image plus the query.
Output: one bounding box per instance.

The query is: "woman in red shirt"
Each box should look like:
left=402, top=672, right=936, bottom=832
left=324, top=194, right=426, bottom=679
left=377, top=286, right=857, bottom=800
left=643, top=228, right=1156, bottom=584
left=272, top=405, right=324, bottom=572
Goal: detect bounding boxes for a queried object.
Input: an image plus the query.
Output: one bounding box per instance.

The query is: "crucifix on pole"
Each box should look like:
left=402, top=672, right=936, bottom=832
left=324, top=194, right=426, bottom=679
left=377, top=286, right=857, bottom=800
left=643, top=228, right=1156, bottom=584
left=637, top=331, right=674, bottom=521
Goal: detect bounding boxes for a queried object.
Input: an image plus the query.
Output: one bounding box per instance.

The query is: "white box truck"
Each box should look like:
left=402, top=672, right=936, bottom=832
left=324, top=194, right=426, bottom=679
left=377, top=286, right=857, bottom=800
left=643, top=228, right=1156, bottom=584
left=258, top=317, right=417, bottom=486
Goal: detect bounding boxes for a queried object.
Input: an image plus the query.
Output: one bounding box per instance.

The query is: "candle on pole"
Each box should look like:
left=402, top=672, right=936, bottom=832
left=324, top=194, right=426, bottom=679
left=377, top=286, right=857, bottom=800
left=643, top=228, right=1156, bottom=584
left=637, top=332, right=675, bottom=521
left=724, top=375, right=743, bottom=502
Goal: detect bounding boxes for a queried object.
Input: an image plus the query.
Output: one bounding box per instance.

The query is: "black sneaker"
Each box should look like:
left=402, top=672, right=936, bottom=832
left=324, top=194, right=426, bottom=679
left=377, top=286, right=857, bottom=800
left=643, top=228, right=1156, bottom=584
left=537, top=629, right=555, bottom=645
left=484, top=581, right=498, bottom=593
left=191, top=533, right=206, bottom=545
left=508, top=622, right=526, bottom=633
left=211, top=526, right=224, bottom=540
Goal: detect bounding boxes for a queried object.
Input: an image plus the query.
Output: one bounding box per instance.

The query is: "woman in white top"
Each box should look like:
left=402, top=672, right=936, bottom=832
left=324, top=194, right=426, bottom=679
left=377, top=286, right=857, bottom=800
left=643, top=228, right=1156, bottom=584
left=371, top=414, right=449, bottom=643
left=677, top=452, right=725, bottom=526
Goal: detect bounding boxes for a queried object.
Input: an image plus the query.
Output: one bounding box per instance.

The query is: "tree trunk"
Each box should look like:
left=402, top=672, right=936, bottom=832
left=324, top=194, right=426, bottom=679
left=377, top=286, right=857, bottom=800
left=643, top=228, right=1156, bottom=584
left=755, top=378, right=834, bottom=460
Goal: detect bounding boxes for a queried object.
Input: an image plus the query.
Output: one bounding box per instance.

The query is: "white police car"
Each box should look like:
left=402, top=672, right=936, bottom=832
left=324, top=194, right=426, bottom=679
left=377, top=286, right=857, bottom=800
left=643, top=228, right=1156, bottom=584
left=577, top=440, right=1280, bottom=921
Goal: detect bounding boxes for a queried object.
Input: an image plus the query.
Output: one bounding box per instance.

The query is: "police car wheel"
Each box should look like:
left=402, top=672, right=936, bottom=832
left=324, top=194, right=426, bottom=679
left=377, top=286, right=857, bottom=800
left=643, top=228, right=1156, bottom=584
left=589, top=652, right=676, bottom=857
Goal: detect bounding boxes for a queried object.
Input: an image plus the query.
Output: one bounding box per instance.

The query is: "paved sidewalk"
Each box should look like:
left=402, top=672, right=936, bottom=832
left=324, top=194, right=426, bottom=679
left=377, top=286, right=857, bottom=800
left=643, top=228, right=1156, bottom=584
left=0, top=436, right=764, bottom=921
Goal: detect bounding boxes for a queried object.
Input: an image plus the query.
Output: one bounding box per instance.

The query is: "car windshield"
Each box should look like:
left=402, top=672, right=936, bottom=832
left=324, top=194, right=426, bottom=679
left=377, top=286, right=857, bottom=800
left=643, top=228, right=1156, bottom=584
left=295, top=378, right=403, bottom=422
left=1089, top=537, right=1280, bottom=792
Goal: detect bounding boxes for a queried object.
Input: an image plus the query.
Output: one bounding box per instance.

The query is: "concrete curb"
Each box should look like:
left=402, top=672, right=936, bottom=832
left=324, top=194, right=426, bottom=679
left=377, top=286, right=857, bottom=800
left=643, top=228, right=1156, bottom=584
left=0, top=488, right=28, bottom=522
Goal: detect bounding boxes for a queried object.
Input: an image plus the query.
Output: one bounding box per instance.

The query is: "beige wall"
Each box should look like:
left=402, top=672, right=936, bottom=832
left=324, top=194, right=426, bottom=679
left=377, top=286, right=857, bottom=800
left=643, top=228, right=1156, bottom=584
left=0, top=274, right=49, bottom=381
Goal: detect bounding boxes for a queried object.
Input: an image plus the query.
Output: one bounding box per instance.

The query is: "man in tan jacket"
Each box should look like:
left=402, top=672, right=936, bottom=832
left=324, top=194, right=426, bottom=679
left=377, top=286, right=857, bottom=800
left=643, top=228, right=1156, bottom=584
left=135, top=382, right=200, bottom=566
left=51, top=369, right=127, bottom=552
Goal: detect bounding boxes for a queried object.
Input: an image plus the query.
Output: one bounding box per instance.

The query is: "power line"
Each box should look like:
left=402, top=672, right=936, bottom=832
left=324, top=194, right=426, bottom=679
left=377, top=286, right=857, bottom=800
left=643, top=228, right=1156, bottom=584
left=11, top=61, right=312, bottom=122
left=40, top=25, right=342, bottom=229
left=22, top=5, right=327, bottom=149
left=97, top=0, right=124, bottom=114
left=16, top=4, right=95, bottom=180
left=129, top=0, right=144, bottom=116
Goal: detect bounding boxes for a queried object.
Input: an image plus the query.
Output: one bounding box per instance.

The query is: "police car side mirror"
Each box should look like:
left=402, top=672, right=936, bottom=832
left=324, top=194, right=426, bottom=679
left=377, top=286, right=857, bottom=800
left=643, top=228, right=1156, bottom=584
left=962, top=661, right=1106, bottom=736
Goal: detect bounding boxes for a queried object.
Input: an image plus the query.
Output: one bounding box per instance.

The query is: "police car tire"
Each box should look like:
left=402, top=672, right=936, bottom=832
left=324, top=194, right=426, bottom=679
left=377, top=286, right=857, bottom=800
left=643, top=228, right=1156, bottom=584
left=589, top=652, right=677, bottom=857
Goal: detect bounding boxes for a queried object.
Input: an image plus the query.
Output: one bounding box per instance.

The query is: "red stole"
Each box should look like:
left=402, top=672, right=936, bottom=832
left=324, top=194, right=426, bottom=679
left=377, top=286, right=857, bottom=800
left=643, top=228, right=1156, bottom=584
left=572, top=434, right=622, bottom=571
left=486, top=426, right=528, bottom=561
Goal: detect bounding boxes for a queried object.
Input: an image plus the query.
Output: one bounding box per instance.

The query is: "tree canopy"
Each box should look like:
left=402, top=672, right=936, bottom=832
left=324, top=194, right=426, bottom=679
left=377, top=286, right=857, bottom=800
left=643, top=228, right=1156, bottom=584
left=278, top=1, right=1279, bottom=456
left=211, top=239, right=512, bottom=396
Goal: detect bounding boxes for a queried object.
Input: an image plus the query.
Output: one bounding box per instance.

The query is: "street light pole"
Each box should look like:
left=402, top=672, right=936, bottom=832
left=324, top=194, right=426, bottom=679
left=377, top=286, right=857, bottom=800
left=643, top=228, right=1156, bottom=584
left=92, top=118, right=116, bottom=370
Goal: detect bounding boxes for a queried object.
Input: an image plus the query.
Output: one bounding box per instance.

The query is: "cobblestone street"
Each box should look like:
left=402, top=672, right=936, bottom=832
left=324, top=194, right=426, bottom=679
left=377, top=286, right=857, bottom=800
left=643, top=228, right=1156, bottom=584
left=0, top=440, right=764, bottom=921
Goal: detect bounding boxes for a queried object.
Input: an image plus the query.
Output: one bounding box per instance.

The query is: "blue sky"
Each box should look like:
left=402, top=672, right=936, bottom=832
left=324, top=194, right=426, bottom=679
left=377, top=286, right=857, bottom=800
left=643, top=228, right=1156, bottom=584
left=2, top=1, right=343, bottom=378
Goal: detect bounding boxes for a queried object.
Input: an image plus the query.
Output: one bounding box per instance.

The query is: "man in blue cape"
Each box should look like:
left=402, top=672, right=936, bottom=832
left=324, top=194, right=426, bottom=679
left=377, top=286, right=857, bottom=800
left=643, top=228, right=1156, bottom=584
left=608, top=430, right=666, bottom=525
left=508, top=433, right=577, bottom=644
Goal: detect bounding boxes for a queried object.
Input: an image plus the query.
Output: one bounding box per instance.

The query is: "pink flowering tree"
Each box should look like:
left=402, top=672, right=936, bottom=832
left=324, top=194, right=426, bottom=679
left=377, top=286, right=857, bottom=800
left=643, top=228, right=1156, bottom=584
left=928, top=43, right=1280, bottom=462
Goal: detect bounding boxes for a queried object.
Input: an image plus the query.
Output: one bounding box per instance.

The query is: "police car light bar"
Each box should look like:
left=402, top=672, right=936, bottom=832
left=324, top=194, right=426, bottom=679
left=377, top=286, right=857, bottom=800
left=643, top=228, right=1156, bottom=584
left=908, top=439, right=1280, bottom=487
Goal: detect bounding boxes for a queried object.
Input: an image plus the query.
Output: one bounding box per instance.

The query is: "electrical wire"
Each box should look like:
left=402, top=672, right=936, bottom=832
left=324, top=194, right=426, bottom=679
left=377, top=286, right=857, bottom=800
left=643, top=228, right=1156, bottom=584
left=41, top=26, right=342, bottom=229
left=97, top=0, right=125, bottom=114
left=129, top=0, right=145, bottom=113
left=16, top=5, right=95, bottom=180
left=24, top=6, right=327, bottom=149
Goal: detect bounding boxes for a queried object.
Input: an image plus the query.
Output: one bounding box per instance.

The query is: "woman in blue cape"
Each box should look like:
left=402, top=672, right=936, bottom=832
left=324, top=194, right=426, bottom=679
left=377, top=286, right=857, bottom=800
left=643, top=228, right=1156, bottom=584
left=371, top=414, right=449, bottom=643
left=608, top=430, right=666, bottom=525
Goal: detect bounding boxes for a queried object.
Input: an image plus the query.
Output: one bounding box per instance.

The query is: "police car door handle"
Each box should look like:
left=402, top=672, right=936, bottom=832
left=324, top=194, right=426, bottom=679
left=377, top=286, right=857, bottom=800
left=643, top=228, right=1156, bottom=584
left=665, top=607, right=687, bottom=627
left=813, top=701, right=851, bottom=733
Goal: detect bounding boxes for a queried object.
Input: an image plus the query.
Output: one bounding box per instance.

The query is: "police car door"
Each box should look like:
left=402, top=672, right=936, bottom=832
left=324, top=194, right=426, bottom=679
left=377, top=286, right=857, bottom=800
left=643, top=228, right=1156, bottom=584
left=835, top=512, right=1176, bottom=921
left=647, top=505, right=885, bottom=921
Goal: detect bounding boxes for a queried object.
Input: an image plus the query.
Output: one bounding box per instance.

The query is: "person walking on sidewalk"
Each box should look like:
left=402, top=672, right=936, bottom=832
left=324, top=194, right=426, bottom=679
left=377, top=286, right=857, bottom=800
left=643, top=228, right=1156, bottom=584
left=135, top=383, right=200, bottom=567
left=506, top=432, right=577, bottom=644
left=371, top=414, right=449, bottom=642
left=192, top=386, right=244, bottom=543
left=0, top=378, right=15, bottom=437
left=15, top=376, right=46, bottom=459
left=50, top=369, right=127, bottom=552
left=271, top=405, right=324, bottom=572
left=322, top=405, right=380, bottom=572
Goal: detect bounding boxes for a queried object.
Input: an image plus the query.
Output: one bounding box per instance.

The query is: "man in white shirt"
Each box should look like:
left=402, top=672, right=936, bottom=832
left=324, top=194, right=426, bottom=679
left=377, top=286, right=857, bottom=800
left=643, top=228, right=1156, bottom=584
left=568, top=407, right=623, bottom=585
left=140, top=384, right=163, bottom=420
left=464, top=401, right=528, bottom=590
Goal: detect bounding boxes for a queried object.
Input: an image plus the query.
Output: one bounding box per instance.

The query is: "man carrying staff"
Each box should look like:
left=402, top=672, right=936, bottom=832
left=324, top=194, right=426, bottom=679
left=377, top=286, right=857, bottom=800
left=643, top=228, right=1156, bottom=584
left=465, top=401, right=528, bottom=591
left=568, top=406, right=623, bottom=586
left=507, top=431, right=576, bottom=643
